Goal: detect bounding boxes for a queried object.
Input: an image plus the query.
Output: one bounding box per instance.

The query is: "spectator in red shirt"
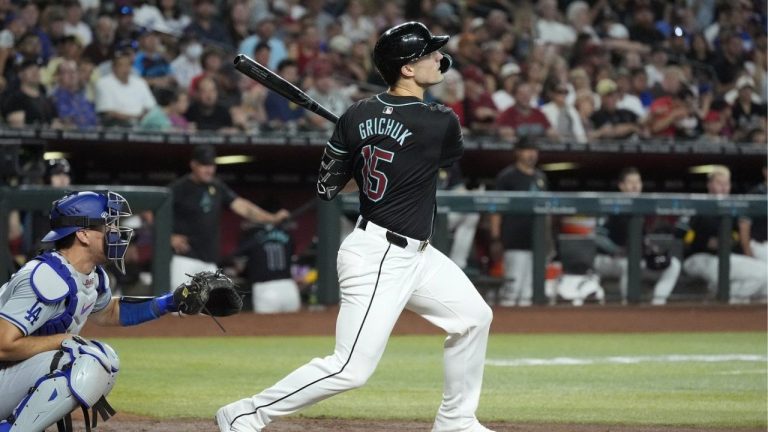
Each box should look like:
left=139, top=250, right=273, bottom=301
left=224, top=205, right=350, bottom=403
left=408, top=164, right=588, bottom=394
left=495, top=81, right=554, bottom=141
left=648, top=90, right=692, bottom=138
left=430, top=68, right=465, bottom=126
left=648, top=67, right=692, bottom=138
left=462, top=65, right=498, bottom=133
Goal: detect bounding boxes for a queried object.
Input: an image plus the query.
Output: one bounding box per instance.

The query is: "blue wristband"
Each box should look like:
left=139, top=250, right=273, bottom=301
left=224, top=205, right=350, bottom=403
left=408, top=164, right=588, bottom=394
left=119, top=294, right=177, bottom=326
left=154, top=293, right=178, bottom=314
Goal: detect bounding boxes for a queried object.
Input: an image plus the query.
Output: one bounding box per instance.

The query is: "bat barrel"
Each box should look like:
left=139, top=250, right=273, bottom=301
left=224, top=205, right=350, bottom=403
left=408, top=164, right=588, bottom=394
left=232, top=54, right=339, bottom=124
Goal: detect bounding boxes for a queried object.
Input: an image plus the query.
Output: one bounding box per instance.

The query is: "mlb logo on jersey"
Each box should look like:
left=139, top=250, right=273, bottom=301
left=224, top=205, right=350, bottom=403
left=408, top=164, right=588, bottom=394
left=383, top=106, right=393, bottom=114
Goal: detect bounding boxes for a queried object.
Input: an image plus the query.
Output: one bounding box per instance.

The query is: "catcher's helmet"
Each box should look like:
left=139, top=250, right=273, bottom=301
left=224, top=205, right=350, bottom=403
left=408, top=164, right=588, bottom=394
left=43, top=191, right=134, bottom=274
left=373, top=21, right=452, bottom=86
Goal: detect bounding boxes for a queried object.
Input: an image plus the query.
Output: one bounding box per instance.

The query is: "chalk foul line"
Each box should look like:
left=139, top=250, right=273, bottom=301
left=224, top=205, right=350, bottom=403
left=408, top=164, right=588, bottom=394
left=486, top=354, right=768, bottom=367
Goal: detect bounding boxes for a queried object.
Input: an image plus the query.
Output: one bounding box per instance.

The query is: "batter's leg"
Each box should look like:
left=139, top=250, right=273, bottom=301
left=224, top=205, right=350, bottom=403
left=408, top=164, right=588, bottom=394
left=406, top=246, right=493, bottom=432
left=217, top=231, right=424, bottom=431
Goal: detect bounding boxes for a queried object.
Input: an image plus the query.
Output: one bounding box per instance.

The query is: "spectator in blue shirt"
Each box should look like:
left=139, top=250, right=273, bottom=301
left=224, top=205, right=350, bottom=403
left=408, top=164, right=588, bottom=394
left=184, top=0, right=233, bottom=51
left=50, top=59, right=98, bottom=129
left=133, top=28, right=174, bottom=89
left=238, top=16, right=287, bottom=72
left=264, top=59, right=306, bottom=131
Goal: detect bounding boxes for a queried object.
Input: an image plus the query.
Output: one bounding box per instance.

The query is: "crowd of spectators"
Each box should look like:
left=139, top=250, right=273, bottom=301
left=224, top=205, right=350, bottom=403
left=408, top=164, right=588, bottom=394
left=0, top=0, right=765, bottom=144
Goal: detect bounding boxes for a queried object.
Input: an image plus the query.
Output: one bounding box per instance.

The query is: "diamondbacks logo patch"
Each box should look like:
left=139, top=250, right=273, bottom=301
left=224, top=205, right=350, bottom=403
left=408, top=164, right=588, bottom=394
left=383, top=106, right=393, bottom=114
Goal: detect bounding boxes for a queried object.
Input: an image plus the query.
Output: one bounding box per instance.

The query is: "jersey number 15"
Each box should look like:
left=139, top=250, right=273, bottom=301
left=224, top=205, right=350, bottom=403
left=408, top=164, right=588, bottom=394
left=361, top=145, right=394, bottom=202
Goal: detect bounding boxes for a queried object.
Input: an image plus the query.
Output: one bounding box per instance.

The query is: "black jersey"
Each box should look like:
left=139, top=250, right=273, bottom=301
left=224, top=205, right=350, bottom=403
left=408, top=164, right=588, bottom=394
left=328, top=93, right=463, bottom=240
left=169, top=174, right=238, bottom=263
left=242, top=226, right=293, bottom=283
left=494, top=165, right=548, bottom=249
left=685, top=215, right=738, bottom=257
left=747, top=182, right=767, bottom=242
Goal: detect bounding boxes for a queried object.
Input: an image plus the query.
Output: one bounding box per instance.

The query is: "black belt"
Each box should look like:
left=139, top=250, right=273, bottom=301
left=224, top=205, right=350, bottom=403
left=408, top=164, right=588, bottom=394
left=357, top=218, right=429, bottom=252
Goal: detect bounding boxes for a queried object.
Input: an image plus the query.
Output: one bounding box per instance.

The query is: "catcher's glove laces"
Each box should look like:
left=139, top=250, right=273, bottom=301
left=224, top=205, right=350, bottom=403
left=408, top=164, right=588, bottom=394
left=201, top=302, right=227, bottom=333
left=173, top=269, right=244, bottom=333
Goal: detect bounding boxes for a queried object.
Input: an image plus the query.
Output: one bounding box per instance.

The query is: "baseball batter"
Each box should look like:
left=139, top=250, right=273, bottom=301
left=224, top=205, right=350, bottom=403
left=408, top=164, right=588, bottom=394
left=0, top=191, right=187, bottom=432
left=217, top=22, right=494, bottom=432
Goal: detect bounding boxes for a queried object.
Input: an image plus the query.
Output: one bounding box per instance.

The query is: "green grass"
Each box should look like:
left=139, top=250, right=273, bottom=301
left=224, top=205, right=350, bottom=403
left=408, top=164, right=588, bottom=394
left=104, top=332, right=767, bottom=427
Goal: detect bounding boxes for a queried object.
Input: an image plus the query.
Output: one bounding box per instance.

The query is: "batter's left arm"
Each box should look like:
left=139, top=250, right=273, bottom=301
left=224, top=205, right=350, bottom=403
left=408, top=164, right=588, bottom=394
left=317, top=146, right=353, bottom=201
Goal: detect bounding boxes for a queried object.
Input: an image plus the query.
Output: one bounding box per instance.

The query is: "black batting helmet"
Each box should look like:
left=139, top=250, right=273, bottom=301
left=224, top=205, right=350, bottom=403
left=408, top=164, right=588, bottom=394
left=373, top=21, right=452, bottom=86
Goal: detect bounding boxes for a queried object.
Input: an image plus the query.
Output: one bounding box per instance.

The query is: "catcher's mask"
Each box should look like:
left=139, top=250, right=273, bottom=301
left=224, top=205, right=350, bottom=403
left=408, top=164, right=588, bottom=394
left=373, top=21, right=452, bottom=86
left=43, top=191, right=134, bottom=274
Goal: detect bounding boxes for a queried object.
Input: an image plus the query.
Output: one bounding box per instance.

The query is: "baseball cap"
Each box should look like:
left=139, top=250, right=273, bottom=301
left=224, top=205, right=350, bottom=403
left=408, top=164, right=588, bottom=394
left=47, top=158, right=71, bottom=176
left=329, top=35, right=353, bottom=54
left=735, top=75, right=756, bottom=90
left=191, top=144, right=216, bottom=165
left=15, top=57, right=43, bottom=71
left=515, top=136, right=538, bottom=150
left=500, top=62, right=521, bottom=79
left=462, top=66, right=485, bottom=84
left=596, top=78, right=618, bottom=96
left=704, top=110, right=721, bottom=123
left=117, top=5, right=133, bottom=15
left=114, top=39, right=138, bottom=58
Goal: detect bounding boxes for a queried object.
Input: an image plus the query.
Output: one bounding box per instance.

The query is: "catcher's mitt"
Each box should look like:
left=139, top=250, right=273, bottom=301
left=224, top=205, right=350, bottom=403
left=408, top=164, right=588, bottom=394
left=173, top=270, right=243, bottom=316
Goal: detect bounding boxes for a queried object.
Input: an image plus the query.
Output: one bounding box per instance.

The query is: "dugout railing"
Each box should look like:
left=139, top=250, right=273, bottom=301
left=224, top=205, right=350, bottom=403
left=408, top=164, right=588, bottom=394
left=0, top=186, right=172, bottom=295
left=316, top=192, right=768, bottom=305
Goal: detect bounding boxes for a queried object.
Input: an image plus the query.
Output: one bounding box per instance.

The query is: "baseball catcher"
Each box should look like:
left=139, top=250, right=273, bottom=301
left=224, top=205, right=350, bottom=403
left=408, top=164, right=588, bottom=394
left=0, top=190, right=240, bottom=432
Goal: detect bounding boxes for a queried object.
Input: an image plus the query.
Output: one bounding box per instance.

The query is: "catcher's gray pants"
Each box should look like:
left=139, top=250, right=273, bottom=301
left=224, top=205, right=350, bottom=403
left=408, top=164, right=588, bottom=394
left=0, top=351, right=60, bottom=418
left=218, top=219, right=493, bottom=432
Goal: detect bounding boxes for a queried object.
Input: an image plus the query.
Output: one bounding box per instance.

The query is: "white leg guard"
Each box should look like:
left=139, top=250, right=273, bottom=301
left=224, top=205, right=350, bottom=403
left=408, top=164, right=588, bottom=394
left=0, top=371, right=78, bottom=432
left=1, top=337, right=119, bottom=432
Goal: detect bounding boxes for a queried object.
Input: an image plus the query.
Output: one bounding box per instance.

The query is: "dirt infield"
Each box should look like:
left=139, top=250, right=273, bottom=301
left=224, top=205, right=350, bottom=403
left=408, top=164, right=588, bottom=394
left=91, top=416, right=764, bottom=432
left=78, top=304, right=766, bottom=432
left=82, top=303, right=767, bottom=338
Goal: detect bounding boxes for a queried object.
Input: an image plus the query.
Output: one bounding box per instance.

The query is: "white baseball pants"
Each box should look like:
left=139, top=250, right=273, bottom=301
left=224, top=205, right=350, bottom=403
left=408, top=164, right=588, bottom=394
left=500, top=250, right=533, bottom=307
left=251, top=279, right=301, bottom=314
left=683, top=252, right=768, bottom=303
left=447, top=211, right=480, bottom=269
left=170, top=255, right=218, bottom=291
left=218, top=218, right=493, bottom=432
left=593, top=254, right=682, bottom=305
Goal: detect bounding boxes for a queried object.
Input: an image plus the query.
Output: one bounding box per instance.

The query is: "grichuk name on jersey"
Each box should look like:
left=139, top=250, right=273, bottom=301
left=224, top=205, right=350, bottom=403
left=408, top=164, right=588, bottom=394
left=358, top=118, right=412, bottom=145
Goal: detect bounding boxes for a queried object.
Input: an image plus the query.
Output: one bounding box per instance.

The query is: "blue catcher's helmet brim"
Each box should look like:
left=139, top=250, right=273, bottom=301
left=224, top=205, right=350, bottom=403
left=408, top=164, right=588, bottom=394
left=41, top=227, right=80, bottom=243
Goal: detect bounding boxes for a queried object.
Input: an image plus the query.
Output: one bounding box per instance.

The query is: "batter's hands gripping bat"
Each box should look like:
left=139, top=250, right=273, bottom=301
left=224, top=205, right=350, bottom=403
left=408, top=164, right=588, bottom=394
left=234, top=54, right=339, bottom=124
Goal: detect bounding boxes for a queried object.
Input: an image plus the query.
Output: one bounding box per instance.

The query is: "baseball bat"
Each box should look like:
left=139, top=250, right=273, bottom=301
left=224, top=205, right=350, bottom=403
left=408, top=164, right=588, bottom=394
left=233, top=54, right=339, bottom=124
